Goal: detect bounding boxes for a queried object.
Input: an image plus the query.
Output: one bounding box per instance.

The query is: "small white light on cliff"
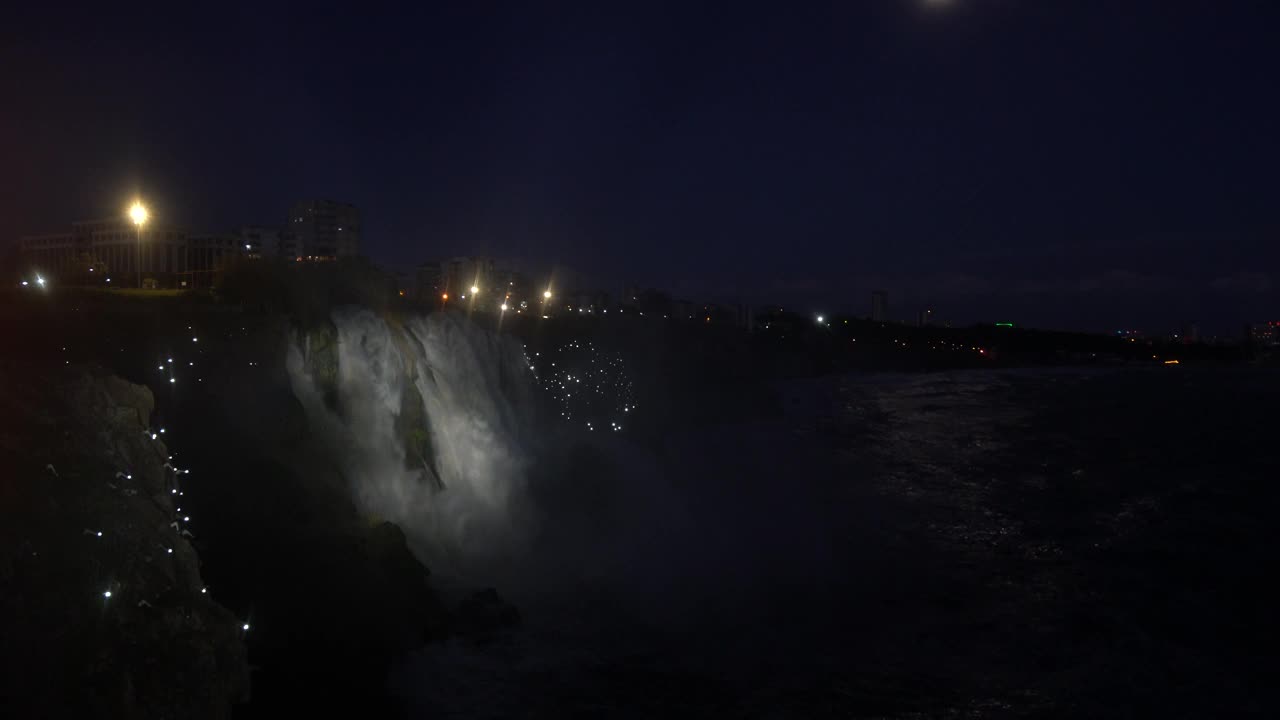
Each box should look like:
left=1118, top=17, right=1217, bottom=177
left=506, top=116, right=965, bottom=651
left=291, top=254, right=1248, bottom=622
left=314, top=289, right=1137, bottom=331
left=151, top=433, right=157, bottom=440
left=160, top=428, right=165, bottom=433
left=201, top=588, right=207, bottom=594
left=169, top=378, right=175, bottom=384
left=171, top=488, right=176, bottom=494
left=167, top=547, right=173, bottom=554
left=242, top=623, right=250, bottom=631
left=167, top=358, right=172, bottom=363
left=103, top=591, right=112, bottom=598
left=96, top=531, right=102, bottom=537
left=192, top=337, right=197, bottom=342
left=158, top=365, right=164, bottom=370
left=183, top=516, right=189, bottom=522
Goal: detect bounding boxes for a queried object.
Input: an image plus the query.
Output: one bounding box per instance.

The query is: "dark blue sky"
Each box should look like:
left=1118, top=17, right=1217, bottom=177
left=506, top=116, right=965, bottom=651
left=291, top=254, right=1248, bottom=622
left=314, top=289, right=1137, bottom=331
left=2, top=1, right=1277, bottom=332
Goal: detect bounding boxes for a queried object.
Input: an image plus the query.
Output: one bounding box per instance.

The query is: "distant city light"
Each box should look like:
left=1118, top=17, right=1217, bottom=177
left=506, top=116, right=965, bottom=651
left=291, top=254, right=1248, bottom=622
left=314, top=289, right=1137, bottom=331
left=816, top=315, right=825, bottom=324
left=21, top=281, right=28, bottom=286
left=36, top=276, right=46, bottom=287
left=470, top=285, right=479, bottom=294
left=441, top=293, right=448, bottom=301
left=242, top=623, right=250, bottom=631
left=544, top=290, right=552, bottom=299
left=500, top=304, right=508, bottom=311
left=103, top=591, right=112, bottom=598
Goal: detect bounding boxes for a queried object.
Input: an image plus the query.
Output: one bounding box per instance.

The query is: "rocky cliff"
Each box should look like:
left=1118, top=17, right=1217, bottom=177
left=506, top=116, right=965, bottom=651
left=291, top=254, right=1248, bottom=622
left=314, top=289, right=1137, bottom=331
left=0, top=363, right=249, bottom=718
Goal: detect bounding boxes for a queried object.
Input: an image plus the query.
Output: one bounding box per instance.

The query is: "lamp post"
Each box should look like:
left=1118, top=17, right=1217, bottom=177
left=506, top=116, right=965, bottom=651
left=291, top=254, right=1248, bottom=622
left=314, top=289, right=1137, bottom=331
left=129, top=201, right=149, bottom=289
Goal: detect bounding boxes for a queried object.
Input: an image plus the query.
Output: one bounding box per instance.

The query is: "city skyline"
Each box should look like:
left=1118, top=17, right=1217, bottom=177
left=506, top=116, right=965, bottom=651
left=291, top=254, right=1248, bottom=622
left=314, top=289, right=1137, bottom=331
left=2, top=1, right=1277, bottom=332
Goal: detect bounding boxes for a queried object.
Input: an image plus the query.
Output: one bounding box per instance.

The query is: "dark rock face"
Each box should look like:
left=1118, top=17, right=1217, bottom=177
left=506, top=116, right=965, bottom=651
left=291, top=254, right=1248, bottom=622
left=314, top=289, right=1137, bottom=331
left=0, top=364, right=249, bottom=718
left=452, top=588, right=521, bottom=639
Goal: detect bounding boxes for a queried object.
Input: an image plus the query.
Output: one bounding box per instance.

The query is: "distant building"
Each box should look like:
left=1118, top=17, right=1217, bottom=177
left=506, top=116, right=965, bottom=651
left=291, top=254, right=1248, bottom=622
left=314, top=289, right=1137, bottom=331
left=872, top=290, right=889, bottom=322
left=287, top=200, right=361, bottom=259
left=17, top=232, right=79, bottom=279
left=238, top=225, right=281, bottom=258
left=20, top=218, right=187, bottom=286
left=917, top=308, right=934, bottom=327
left=183, top=234, right=241, bottom=288
left=415, top=261, right=444, bottom=300
left=1248, top=322, right=1279, bottom=346
left=444, top=256, right=496, bottom=298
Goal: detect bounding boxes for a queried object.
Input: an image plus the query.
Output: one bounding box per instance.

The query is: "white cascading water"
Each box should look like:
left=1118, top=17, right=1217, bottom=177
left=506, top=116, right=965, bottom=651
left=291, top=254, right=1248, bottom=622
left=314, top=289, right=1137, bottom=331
left=287, top=308, right=536, bottom=573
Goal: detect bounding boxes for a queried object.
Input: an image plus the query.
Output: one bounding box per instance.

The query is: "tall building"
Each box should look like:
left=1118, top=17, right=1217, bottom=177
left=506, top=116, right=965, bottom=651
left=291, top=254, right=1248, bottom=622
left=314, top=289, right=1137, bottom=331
left=872, top=290, right=889, bottom=322
left=287, top=200, right=361, bottom=260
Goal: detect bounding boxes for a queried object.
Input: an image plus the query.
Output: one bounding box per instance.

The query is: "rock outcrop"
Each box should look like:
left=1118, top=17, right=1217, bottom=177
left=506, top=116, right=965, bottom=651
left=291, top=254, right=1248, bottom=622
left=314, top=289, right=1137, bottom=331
left=0, top=363, right=249, bottom=718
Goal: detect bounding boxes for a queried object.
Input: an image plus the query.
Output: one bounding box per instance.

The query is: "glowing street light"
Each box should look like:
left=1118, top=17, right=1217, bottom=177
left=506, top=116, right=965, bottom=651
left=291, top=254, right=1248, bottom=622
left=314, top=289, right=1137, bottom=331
left=129, top=200, right=149, bottom=289
left=470, top=285, right=480, bottom=295
left=543, top=290, right=552, bottom=299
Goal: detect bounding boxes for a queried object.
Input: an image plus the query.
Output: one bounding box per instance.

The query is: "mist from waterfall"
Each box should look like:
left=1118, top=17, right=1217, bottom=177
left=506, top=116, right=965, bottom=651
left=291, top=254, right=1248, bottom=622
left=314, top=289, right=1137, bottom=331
left=287, top=308, right=537, bottom=574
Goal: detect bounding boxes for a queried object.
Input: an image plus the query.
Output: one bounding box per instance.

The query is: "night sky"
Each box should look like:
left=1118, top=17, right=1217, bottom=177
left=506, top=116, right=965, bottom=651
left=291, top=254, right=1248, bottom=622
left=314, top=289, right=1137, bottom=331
left=3, top=1, right=1277, bottom=333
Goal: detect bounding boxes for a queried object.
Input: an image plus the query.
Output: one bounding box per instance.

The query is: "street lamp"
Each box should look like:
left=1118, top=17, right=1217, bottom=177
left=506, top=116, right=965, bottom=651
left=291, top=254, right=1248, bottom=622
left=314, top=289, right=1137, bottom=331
left=470, top=285, right=480, bottom=295
left=543, top=290, right=552, bottom=299
left=129, top=201, right=149, bottom=289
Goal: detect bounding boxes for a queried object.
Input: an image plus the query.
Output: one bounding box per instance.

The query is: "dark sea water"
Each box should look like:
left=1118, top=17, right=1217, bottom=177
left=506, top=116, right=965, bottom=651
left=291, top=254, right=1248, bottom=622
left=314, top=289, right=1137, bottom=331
left=392, top=368, right=1279, bottom=718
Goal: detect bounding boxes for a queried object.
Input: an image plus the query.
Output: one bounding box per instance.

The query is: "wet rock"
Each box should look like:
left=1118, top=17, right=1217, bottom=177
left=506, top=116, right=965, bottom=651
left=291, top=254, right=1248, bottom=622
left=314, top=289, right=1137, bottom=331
left=453, top=588, right=521, bottom=638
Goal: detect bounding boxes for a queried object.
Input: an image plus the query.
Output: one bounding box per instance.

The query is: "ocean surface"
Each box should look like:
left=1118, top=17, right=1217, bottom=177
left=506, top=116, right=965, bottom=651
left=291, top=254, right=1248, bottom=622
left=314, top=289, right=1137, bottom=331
left=391, top=367, right=1279, bottom=718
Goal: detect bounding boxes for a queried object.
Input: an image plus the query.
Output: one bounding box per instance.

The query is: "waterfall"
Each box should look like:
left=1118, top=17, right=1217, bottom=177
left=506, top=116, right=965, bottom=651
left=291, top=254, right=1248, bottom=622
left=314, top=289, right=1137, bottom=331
left=287, top=308, right=536, bottom=571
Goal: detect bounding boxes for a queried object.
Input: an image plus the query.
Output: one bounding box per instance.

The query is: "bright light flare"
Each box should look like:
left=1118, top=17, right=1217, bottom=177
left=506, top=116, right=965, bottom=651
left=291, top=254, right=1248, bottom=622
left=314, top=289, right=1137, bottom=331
left=543, top=290, right=553, bottom=299
left=470, top=285, right=479, bottom=294
left=129, top=201, right=149, bottom=226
